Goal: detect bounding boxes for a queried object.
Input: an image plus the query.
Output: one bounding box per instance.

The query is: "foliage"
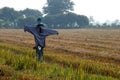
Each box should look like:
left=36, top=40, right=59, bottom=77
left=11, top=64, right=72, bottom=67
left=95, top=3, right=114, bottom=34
left=43, top=12, right=89, bottom=29
left=0, top=7, right=89, bottom=29
left=19, top=8, right=43, bottom=18
left=43, top=0, right=74, bottom=15
left=89, top=17, right=120, bottom=29
left=0, top=7, right=42, bottom=28
left=17, top=16, right=36, bottom=28
left=0, top=7, right=20, bottom=22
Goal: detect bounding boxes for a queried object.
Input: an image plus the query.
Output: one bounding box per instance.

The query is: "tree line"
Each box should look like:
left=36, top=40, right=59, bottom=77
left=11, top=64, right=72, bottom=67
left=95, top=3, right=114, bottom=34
left=0, top=0, right=120, bottom=29
left=0, top=7, right=89, bottom=29
left=89, top=16, right=120, bottom=29
left=0, top=0, right=89, bottom=29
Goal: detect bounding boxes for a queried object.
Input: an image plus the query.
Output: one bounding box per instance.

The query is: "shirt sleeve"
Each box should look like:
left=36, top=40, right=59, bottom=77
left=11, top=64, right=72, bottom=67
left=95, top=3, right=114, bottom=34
left=24, top=25, right=34, bottom=34
left=47, top=29, right=59, bottom=35
left=41, top=28, right=59, bottom=36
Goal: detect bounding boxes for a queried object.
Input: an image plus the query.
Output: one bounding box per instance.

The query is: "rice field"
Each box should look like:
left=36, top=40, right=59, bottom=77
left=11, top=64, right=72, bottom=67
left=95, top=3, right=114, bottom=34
left=0, top=29, right=120, bottom=80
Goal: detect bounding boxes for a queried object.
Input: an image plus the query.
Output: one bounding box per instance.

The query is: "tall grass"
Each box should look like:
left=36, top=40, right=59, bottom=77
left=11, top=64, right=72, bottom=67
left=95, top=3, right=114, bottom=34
left=0, top=43, right=119, bottom=80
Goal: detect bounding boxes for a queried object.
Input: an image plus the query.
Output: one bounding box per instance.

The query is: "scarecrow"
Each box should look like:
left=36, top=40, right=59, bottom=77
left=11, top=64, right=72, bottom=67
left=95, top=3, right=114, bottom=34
left=24, top=18, right=58, bottom=61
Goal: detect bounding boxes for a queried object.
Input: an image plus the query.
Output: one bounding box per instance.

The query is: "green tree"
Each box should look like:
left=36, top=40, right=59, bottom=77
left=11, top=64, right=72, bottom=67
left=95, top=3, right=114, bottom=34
left=0, top=7, right=20, bottom=22
left=0, top=7, right=21, bottom=28
left=20, top=8, right=42, bottom=18
left=17, top=16, right=36, bottom=28
left=0, top=19, right=12, bottom=28
left=43, top=0, right=74, bottom=15
left=43, top=13, right=89, bottom=29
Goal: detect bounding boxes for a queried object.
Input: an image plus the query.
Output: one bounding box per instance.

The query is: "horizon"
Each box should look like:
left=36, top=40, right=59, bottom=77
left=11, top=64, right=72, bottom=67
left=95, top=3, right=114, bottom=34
left=0, top=0, right=120, bottom=23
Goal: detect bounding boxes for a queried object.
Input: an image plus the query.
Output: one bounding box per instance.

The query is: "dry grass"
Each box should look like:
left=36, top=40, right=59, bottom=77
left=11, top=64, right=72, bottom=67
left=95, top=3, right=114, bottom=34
left=0, top=29, right=120, bottom=65
left=0, top=29, right=120, bottom=79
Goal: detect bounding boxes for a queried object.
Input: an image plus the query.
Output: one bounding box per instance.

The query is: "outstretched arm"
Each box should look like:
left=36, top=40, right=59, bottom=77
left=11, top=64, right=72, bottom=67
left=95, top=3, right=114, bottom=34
left=47, top=29, right=59, bottom=35
left=24, top=25, right=30, bottom=32
left=41, top=28, right=59, bottom=36
left=24, top=25, right=34, bottom=34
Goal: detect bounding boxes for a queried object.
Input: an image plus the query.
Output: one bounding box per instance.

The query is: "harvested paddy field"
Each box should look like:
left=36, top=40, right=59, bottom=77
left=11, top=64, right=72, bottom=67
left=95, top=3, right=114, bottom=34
left=0, top=29, right=120, bottom=80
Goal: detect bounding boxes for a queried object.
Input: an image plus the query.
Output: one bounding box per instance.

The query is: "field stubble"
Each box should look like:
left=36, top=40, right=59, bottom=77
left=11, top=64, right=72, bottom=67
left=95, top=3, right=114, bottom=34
left=0, top=29, right=120, bottom=65
left=0, top=29, right=120, bottom=80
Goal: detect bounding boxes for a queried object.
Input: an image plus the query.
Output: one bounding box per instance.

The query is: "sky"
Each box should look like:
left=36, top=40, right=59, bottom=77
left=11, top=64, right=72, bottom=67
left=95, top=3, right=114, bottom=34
left=0, top=0, right=120, bottom=23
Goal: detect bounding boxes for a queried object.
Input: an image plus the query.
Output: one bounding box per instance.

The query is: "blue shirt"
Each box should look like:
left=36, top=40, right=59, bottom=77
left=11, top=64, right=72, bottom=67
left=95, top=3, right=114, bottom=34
left=24, top=25, right=58, bottom=48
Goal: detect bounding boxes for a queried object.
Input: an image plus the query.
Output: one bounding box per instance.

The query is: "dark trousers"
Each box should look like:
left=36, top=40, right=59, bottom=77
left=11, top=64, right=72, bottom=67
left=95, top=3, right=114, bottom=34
left=36, top=46, right=44, bottom=61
